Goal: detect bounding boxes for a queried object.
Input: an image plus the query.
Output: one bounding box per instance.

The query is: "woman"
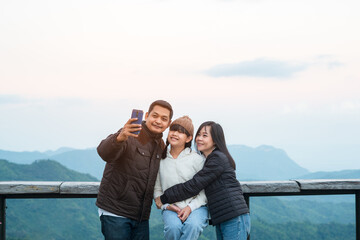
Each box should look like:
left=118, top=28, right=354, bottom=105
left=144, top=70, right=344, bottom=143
left=156, top=121, right=250, bottom=240
left=154, top=116, right=209, bottom=240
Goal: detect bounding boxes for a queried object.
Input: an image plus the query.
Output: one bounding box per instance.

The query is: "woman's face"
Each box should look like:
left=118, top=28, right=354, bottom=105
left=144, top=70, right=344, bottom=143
left=195, top=126, right=215, bottom=157
left=168, top=129, right=192, bottom=149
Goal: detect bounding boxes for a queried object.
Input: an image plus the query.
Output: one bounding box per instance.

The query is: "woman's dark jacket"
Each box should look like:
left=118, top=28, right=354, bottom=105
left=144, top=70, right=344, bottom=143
left=96, top=122, right=164, bottom=221
left=160, top=149, right=249, bottom=225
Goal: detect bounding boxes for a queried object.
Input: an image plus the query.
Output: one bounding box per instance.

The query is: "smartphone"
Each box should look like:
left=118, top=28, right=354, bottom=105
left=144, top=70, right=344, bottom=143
left=131, top=109, right=144, bottom=135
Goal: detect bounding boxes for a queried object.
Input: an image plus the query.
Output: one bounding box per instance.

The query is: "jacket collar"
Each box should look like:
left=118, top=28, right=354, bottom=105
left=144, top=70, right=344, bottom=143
left=138, top=121, right=163, bottom=145
left=204, top=147, right=219, bottom=158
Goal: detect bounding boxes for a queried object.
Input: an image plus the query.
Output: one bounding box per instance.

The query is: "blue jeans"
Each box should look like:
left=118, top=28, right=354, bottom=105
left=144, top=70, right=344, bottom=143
left=100, top=215, right=149, bottom=240
left=215, top=213, right=251, bottom=240
left=162, top=206, right=209, bottom=240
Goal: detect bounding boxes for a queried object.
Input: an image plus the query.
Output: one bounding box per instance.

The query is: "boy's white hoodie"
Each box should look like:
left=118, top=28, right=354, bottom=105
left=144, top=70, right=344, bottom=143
left=153, top=147, right=207, bottom=211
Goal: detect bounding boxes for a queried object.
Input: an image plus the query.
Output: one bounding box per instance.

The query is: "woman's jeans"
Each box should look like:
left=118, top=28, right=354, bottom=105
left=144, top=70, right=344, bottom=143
left=215, top=213, right=251, bottom=240
left=162, top=206, right=209, bottom=240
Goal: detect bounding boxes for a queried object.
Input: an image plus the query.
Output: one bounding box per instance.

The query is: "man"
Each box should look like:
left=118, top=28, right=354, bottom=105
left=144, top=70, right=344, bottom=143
left=96, top=100, right=173, bottom=240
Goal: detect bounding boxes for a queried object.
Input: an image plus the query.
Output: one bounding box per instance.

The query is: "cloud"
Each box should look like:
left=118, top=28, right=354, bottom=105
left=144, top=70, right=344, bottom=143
left=205, top=59, right=308, bottom=78
left=331, top=101, right=360, bottom=114
left=0, top=95, right=25, bottom=105
left=327, top=61, right=343, bottom=69
left=0, top=94, right=88, bottom=107
left=315, top=55, right=344, bottom=69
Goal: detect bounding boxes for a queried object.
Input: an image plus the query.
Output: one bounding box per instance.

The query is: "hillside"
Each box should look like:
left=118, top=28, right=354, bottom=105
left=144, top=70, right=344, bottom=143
left=47, top=148, right=105, bottom=180
left=1, top=160, right=356, bottom=240
left=0, top=159, right=97, bottom=181
left=1, top=159, right=101, bottom=240
left=0, top=150, right=48, bottom=164
left=0, top=148, right=105, bottom=180
left=1, top=144, right=310, bottom=180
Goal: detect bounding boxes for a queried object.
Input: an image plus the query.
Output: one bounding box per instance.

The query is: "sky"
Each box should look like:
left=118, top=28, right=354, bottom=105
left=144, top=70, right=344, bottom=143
left=0, top=0, right=359, bottom=172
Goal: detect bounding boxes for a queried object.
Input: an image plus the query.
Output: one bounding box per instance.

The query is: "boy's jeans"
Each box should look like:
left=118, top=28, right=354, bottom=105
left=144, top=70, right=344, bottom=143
left=162, top=206, right=209, bottom=240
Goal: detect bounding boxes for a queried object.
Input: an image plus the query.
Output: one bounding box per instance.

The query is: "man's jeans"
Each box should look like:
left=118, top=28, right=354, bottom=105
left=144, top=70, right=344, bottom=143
left=100, top=215, right=149, bottom=240
left=215, top=213, right=251, bottom=240
left=162, top=206, right=209, bottom=240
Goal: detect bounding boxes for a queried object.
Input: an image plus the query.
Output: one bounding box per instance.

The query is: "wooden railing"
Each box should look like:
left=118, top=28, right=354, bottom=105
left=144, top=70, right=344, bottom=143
left=1, top=179, right=360, bottom=240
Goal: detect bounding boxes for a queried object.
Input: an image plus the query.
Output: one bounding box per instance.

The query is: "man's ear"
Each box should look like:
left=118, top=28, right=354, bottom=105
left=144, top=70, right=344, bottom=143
left=145, top=112, right=149, bottom=120
left=166, top=120, right=172, bottom=129
left=185, top=135, right=193, bottom=143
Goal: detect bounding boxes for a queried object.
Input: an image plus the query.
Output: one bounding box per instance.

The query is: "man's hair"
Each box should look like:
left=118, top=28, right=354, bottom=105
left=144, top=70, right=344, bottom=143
left=148, top=100, right=173, bottom=120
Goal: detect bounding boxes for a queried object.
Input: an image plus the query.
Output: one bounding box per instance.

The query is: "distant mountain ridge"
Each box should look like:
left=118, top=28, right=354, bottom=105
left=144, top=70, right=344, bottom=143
left=1, top=144, right=360, bottom=181
left=228, top=145, right=309, bottom=180
left=296, top=169, right=360, bottom=179
left=44, top=147, right=75, bottom=156
left=0, top=159, right=97, bottom=181
left=0, top=148, right=104, bottom=180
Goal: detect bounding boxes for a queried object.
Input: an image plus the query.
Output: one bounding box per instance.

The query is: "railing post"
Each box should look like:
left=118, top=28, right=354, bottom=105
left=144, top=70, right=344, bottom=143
left=0, top=196, right=5, bottom=240
left=244, top=195, right=250, bottom=240
left=356, top=192, right=359, bottom=240
left=245, top=194, right=250, bottom=209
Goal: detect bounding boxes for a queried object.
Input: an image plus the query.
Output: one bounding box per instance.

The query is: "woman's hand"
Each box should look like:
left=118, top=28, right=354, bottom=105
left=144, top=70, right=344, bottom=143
left=178, top=206, right=192, bottom=222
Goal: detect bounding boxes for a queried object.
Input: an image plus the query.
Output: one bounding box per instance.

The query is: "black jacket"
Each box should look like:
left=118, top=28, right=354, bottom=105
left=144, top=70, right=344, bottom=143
left=96, top=122, right=165, bottom=221
left=160, top=149, right=249, bottom=225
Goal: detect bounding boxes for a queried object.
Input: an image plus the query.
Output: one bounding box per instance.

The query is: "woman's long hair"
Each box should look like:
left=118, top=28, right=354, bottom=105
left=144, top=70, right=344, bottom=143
left=195, top=121, right=236, bottom=169
left=162, top=124, right=192, bottom=159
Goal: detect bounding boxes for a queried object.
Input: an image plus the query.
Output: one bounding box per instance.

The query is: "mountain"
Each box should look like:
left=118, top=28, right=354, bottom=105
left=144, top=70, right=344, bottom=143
left=0, top=148, right=105, bottom=180
left=297, top=169, right=360, bottom=179
left=0, top=159, right=97, bottom=181
left=250, top=197, right=354, bottom=224
left=0, top=149, right=48, bottom=164
left=1, top=144, right=309, bottom=181
left=1, top=160, right=355, bottom=240
left=1, top=159, right=101, bottom=240
left=44, top=147, right=75, bottom=156
left=2, top=144, right=360, bottom=182
left=228, top=145, right=309, bottom=180
left=48, top=148, right=105, bottom=180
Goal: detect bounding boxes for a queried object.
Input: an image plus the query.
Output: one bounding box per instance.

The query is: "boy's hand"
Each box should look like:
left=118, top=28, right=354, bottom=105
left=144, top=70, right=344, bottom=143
left=116, top=118, right=142, bottom=142
left=166, top=204, right=181, bottom=213
left=155, top=197, right=163, bottom=209
left=178, top=206, right=192, bottom=222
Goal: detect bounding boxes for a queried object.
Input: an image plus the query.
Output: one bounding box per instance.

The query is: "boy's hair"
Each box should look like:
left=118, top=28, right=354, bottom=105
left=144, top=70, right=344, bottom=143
left=162, top=124, right=192, bottom=159
left=148, top=100, right=173, bottom=120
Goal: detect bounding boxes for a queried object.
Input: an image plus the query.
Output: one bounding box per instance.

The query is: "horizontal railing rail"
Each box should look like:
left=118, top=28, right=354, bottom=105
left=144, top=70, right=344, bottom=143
left=1, top=179, right=360, bottom=239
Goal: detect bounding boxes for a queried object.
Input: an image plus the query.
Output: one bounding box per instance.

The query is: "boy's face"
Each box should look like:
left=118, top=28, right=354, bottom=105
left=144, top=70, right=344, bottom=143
left=145, top=105, right=171, bottom=134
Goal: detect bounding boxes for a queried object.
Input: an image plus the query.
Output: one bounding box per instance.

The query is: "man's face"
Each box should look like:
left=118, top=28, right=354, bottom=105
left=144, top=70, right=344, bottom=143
left=145, top=105, right=171, bottom=134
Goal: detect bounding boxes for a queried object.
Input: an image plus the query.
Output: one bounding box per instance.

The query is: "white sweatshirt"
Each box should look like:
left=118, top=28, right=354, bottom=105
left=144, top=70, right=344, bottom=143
left=154, top=147, right=207, bottom=211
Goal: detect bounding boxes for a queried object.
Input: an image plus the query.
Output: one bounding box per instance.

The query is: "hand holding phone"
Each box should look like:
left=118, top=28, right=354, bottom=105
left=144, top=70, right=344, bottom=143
left=116, top=109, right=144, bottom=142
left=130, top=109, right=144, bottom=135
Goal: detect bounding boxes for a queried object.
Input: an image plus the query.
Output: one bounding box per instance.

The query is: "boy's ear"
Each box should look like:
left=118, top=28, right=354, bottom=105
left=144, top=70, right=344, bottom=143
left=186, top=135, right=193, bottom=143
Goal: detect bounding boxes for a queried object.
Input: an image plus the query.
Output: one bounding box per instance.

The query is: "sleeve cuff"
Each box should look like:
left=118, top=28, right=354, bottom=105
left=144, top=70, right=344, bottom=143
left=188, top=202, right=198, bottom=212
left=160, top=194, right=169, bottom=204
left=161, top=204, right=169, bottom=210
left=112, top=131, right=125, bottom=146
